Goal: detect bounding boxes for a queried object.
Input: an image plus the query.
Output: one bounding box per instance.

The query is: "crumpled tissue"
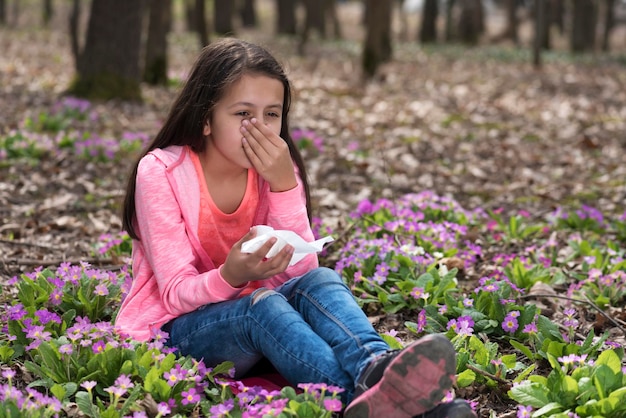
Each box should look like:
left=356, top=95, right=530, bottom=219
left=241, top=225, right=334, bottom=266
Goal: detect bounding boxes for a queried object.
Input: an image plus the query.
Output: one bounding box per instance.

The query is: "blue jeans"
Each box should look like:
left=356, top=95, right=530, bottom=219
left=163, top=267, right=389, bottom=403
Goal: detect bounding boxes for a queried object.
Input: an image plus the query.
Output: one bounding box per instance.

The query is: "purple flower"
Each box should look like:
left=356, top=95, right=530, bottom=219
left=210, top=399, right=234, bottom=417
left=181, top=387, right=201, bottom=405
left=59, top=344, right=74, bottom=355
left=323, top=398, right=343, bottom=412
left=24, top=325, right=52, bottom=342
left=164, top=365, right=186, bottom=386
left=7, top=304, right=27, bottom=321
left=157, top=402, right=171, bottom=416
left=49, top=288, right=63, bottom=305
left=35, top=309, right=61, bottom=325
left=81, top=381, right=97, bottom=391
left=92, top=340, right=106, bottom=354
left=522, top=322, right=537, bottom=334
left=114, top=375, right=134, bottom=390
left=456, top=316, right=475, bottom=337
left=1, top=369, right=16, bottom=380
left=502, top=315, right=519, bottom=333
left=517, top=405, right=532, bottom=418
left=416, top=309, right=427, bottom=333
left=94, top=283, right=109, bottom=296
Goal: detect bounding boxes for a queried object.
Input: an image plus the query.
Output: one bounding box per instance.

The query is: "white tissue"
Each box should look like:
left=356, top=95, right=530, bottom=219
left=241, top=225, right=334, bottom=266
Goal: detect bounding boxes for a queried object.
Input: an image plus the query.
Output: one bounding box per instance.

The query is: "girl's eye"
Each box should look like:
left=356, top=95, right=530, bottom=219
left=267, top=112, right=280, bottom=118
left=236, top=111, right=251, bottom=117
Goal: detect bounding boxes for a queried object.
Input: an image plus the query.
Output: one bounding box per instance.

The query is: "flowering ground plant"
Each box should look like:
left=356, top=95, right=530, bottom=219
left=326, top=193, right=626, bottom=417
left=0, top=97, right=147, bottom=164
left=1, top=263, right=343, bottom=418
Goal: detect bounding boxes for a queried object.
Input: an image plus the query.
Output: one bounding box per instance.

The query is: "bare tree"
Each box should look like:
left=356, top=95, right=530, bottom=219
left=195, top=0, right=209, bottom=47
left=68, top=0, right=145, bottom=101
left=240, top=0, right=257, bottom=28
left=299, top=0, right=342, bottom=54
left=444, top=0, right=456, bottom=41
left=533, top=0, right=548, bottom=67
left=362, top=0, right=393, bottom=78
left=144, top=0, right=172, bottom=85
left=458, top=0, right=484, bottom=45
left=276, top=0, right=297, bottom=35
left=0, top=0, right=6, bottom=25
left=494, top=0, right=520, bottom=44
left=601, top=0, right=616, bottom=51
left=42, top=0, right=53, bottom=26
left=214, top=0, right=235, bottom=35
left=571, top=0, right=597, bottom=52
left=419, top=0, right=439, bottom=43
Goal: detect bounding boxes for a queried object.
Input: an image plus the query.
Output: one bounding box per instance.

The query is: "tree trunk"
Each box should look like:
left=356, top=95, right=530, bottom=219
left=68, top=0, right=81, bottom=71
left=298, top=0, right=327, bottom=54
left=10, top=0, right=18, bottom=27
left=276, top=0, right=297, bottom=35
left=239, top=0, right=257, bottom=27
left=42, top=0, right=53, bottom=26
left=326, top=0, right=342, bottom=39
left=571, top=0, right=596, bottom=52
left=444, top=0, right=456, bottom=41
left=458, top=0, right=482, bottom=45
left=533, top=0, right=548, bottom=67
left=185, top=0, right=195, bottom=31
left=214, top=0, right=235, bottom=35
left=144, top=0, right=172, bottom=85
left=69, top=0, right=144, bottom=101
left=550, top=0, right=565, bottom=34
left=362, top=0, right=392, bottom=78
left=195, top=0, right=209, bottom=47
left=601, top=0, right=615, bottom=51
left=541, top=0, right=551, bottom=49
left=419, top=0, right=438, bottom=43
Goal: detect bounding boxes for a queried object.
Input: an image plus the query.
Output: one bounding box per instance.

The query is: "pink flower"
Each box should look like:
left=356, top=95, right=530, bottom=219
left=181, top=387, right=200, bottom=405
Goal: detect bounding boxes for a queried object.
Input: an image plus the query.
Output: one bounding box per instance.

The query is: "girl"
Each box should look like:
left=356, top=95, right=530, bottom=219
left=116, top=38, right=473, bottom=418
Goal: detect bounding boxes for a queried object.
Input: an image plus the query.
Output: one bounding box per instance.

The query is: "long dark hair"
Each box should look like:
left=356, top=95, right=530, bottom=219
left=122, top=38, right=311, bottom=240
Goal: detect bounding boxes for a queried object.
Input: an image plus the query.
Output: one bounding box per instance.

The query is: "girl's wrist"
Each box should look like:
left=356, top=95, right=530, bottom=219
left=269, top=176, right=297, bottom=192
left=219, top=265, right=247, bottom=288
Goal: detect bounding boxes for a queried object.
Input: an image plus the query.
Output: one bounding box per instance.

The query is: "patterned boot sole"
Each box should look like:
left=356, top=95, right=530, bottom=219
left=344, top=334, right=456, bottom=418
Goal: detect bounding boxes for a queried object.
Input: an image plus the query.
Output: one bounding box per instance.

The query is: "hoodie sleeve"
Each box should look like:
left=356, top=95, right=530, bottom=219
left=134, top=154, right=246, bottom=316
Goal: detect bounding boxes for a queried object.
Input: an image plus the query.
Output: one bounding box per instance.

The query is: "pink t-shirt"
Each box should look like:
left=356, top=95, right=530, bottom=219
left=190, top=150, right=258, bottom=267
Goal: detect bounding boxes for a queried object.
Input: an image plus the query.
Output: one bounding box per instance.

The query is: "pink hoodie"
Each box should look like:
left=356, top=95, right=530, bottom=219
left=115, top=146, right=318, bottom=341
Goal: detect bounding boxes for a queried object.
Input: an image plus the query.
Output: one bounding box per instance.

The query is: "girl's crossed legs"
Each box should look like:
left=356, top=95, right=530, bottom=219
left=164, top=267, right=389, bottom=403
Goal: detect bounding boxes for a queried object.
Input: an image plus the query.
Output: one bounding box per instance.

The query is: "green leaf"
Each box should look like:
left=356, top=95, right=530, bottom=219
left=593, top=365, right=617, bottom=399
left=596, top=349, right=621, bottom=374
left=533, top=402, right=564, bottom=417
left=513, top=364, right=537, bottom=383
left=0, top=345, right=15, bottom=362
left=456, top=369, right=476, bottom=388
left=508, top=381, right=551, bottom=407
left=50, top=383, right=66, bottom=401
left=510, top=339, right=534, bottom=361
left=76, top=391, right=101, bottom=418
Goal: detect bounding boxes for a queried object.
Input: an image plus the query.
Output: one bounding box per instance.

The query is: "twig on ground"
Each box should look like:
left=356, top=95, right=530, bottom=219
left=465, top=363, right=510, bottom=385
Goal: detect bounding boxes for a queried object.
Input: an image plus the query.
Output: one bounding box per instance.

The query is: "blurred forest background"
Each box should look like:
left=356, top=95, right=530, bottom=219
left=1, top=0, right=626, bottom=99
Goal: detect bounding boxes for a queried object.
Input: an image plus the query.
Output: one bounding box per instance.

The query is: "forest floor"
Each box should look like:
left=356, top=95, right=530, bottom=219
left=1, top=2, right=626, bottom=417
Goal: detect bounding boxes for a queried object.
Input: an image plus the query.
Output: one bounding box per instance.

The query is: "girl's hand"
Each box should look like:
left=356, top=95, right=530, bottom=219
left=220, top=227, right=294, bottom=287
left=241, top=118, right=297, bottom=192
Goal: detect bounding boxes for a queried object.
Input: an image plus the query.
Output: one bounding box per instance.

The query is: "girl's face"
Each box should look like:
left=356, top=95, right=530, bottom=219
left=204, top=73, right=284, bottom=169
